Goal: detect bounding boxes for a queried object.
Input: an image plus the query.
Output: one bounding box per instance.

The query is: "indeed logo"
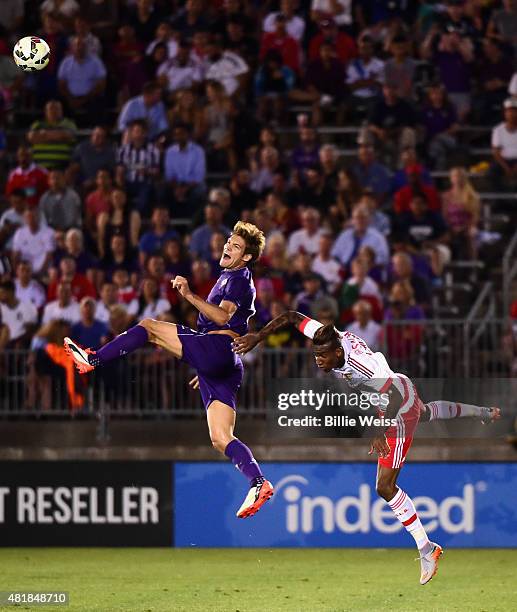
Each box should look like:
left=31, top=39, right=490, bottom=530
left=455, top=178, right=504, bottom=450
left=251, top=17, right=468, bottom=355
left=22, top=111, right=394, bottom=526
left=274, top=475, right=475, bottom=535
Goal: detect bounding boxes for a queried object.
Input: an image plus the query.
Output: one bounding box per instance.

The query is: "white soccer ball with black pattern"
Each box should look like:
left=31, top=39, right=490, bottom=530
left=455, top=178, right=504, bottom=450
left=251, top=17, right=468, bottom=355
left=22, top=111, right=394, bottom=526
left=13, top=36, right=50, bottom=72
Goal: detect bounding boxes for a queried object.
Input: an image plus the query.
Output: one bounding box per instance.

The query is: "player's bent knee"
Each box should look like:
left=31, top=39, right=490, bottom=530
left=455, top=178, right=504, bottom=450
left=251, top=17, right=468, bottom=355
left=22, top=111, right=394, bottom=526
left=376, top=479, right=396, bottom=501
left=210, top=432, right=231, bottom=454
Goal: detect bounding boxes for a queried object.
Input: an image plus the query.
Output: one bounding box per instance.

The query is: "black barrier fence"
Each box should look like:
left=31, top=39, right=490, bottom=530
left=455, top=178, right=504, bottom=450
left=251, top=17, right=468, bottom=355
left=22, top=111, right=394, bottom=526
left=0, top=319, right=513, bottom=420
left=0, top=462, right=173, bottom=546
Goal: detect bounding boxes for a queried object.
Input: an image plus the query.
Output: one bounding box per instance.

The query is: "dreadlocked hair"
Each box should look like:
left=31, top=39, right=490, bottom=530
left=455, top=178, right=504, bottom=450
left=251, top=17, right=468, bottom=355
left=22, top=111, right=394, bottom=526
left=313, top=324, right=340, bottom=349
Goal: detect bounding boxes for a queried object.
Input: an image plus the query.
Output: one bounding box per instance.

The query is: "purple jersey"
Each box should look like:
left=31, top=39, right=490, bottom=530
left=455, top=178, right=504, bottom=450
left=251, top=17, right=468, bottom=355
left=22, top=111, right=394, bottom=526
left=197, top=266, right=256, bottom=336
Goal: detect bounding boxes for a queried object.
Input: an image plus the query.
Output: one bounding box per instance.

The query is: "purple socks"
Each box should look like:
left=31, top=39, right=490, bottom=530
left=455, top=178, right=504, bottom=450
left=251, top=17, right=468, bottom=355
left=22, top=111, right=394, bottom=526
left=225, top=439, right=264, bottom=486
left=89, top=324, right=149, bottom=367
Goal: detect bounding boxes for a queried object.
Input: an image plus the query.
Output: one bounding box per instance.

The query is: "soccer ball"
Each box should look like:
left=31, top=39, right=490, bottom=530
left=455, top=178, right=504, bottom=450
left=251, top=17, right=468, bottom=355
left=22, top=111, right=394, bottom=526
left=13, top=36, right=50, bottom=72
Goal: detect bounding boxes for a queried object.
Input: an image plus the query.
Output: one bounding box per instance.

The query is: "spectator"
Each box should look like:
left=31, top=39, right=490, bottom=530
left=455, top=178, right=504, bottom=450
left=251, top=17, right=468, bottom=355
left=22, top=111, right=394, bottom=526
left=310, top=0, right=353, bottom=29
left=57, top=36, right=107, bottom=122
left=73, top=16, right=102, bottom=57
left=294, top=272, right=338, bottom=319
left=352, top=144, right=391, bottom=204
left=117, top=119, right=160, bottom=215
left=139, top=206, right=179, bottom=264
left=487, top=0, right=517, bottom=54
left=47, top=256, right=97, bottom=302
left=0, top=279, right=38, bottom=347
left=197, top=80, right=234, bottom=171
left=163, top=122, right=206, bottom=213
left=53, top=228, right=98, bottom=283
left=146, top=22, right=178, bottom=60
left=111, top=25, right=146, bottom=103
left=391, top=148, right=434, bottom=193
left=41, top=0, right=79, bottom=25
left=287, top=208, right=324, bottom=257
left=254, top=50, right=296, bottom=124
left=291, top=126, right=321, bottom=182
left=263, top=0, right=306, bottom=42
left=259, top=233, right=289, bottom=298
left=491, top=98, right=517, bottom=190
left=260, top=13, right=301, bottom=74
left=347, top=300, right=382, bottom=352
left=368, top=84, right=417, bottom=163
left=384, top=35, right=416, bottom=101
left=298, top=164, right=336, bottom=211
left=224, top=16, right=259, bottom=66
left=125, top=0, right=160, bottom=44
left=189, top=203, right=231, bottom=262
left=390, top=252, right=432, bottom=307
left=84, top=169, right=113, bottom=239
left=311, top=232, right=343, bottom=294
left=442, top=166, right=481, bottom=259
left=358, top=193, right=391, bottom=236
left=254, top=277, right=275, bottom=327
left=204, top=37, right=249, bottom=97
left=157, top=40, right=202, bottom=97
left=305, top=43, right=346, bottom=126
left=39, top=169, right=82, bottom=231
left=250, top=146, right=282, bottom=194
left=34, top=13, right=69, bottom=106
left=338, top=256, right=382, bottom=324
left=346, top=36, right=385, bottom=113
left=420, top=84, right=459, bottom=170
left=383, top=281, right=425, bottom=375
left=395, top=193, right=448, bottom=250
left=71, top=296, right=108, bottom=348
left=117, top=81, right=169, bottom=141
left=308, top=17, right=356, bottom=65
left=190, top=260, right=216, bottom=301
left=42, top=280, right=81, bottom=325
left=264, top=192, right=298, bottom=235
left=97, top=188, right=141, bottom=259
left=170, top=0, right=209, bottom=39
left=331, top=167, right=363, bottom=223
left=96, top=281, right=124, bottom=324
left=70, top=126, right=116, bottom=190
left=0, top=190, right=27, bottom=252
left=101, top=234, right=139, bottom=281
left=208, top=231, right=227, bottom=277
left=5, top=146, right=48, bottom=208
left=394, top=167, right=441, bottom=214
left=27, top=100, right=77, bottom=170
left=12, top=207, right=55, bottom=276
left=163, top=238, right=191, bottom=279
left=14, top=261, right=46, bottom=311
left=421, top=23, right=474, bottom=121
left=332, top=205, right=390, bottom=269
left=475, top=38, right=513, bottom=123
left=112, top=269, right=139, bottom=316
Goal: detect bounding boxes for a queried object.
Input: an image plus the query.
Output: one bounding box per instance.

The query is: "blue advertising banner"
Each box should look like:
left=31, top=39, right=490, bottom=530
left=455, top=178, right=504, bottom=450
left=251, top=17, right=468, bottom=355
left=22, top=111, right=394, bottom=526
left=174, top=462, right=517, bottom=548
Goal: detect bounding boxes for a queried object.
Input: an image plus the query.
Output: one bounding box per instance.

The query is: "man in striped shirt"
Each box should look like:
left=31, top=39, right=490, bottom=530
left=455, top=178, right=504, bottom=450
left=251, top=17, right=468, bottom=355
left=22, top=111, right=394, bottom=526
left=27, top=100, right=77, bottom=170
left=117, top=119, right=160, bottom=215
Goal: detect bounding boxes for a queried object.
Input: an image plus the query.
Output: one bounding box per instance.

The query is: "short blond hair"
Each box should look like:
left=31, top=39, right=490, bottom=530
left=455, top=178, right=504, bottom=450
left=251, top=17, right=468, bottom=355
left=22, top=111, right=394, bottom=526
left=232, top=221, right=266, bottom=263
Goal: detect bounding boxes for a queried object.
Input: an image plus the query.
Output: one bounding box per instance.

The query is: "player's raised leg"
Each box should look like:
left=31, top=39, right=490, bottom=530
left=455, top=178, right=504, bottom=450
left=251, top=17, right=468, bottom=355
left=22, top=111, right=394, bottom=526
left=422, top=400, right=501, bottom=425
left=64, top=318, right=183, bottom=372
left=376, top=463, right=443, bottom=585
left=207, top=400, right=273, bottom=518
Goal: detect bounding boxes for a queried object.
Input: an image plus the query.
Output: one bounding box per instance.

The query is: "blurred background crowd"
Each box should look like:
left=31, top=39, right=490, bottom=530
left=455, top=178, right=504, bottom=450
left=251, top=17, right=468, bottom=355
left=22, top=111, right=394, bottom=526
left=0, top=0, right=517, bottom=410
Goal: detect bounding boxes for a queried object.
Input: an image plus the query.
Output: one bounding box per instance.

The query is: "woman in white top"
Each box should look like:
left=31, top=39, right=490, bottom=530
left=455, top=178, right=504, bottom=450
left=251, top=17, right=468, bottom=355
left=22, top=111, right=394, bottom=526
left=137, top=277, right=172, bottom=321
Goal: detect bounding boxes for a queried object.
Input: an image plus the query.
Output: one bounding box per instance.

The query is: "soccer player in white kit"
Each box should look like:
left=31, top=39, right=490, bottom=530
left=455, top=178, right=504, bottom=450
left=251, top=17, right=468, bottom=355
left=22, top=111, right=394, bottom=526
left=233, top=310, right=500, bottom=585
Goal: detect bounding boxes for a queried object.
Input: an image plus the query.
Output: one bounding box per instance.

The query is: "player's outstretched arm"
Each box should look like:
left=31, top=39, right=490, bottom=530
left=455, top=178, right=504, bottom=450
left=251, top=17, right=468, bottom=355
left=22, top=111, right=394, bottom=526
left=232, top=311, right=322, bottom=354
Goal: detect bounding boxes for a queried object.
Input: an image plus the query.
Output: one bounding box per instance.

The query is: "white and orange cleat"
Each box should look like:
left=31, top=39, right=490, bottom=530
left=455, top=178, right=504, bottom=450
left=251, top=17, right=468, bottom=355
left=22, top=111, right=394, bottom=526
left=481, top=406, right=501, bottom=425
left=64, top=337, right=96, bottom=374
left=419, top=542, right=443, bottom=585
left=236, top=480, right=274, bottom=519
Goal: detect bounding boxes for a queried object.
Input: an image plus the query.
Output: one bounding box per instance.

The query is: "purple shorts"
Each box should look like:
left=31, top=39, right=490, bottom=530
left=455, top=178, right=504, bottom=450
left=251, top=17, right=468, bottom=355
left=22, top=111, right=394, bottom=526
left=177, top=325, right=244, bottom=410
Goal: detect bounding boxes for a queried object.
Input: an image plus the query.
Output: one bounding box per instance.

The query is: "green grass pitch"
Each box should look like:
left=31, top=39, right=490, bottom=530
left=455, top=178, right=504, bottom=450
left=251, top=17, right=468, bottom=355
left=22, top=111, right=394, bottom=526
left=0, top=548, right=516, bottom=612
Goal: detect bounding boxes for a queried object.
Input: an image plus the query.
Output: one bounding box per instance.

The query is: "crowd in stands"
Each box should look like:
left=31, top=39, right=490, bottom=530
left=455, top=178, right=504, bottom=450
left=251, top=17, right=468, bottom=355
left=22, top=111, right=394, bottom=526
left=0, top=0, right=517, bottom=403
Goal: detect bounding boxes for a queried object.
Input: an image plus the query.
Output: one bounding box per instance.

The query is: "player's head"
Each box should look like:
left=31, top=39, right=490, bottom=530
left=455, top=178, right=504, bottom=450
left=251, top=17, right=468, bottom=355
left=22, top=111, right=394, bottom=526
left=312, top=323, right=343, bottom=372
left=220, top=222, right=266, bottom=269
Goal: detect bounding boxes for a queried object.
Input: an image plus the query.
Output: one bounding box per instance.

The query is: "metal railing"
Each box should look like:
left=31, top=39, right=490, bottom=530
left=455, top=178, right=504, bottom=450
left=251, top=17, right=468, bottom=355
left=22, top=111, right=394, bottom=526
left=503, top=230, right=517, bottom=318
left=0, top=319, right=512, bottom=419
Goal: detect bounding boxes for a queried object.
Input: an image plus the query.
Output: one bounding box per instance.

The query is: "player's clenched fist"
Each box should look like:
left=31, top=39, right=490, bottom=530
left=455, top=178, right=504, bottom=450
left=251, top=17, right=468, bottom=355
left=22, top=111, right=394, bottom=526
left=171, top=276, right=191, bottom=297
left=368, top=434, right=390, bottom=459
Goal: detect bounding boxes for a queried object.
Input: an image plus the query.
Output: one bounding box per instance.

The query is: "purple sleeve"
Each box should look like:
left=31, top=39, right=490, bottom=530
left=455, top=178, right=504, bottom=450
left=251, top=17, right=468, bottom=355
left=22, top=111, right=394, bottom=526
left=223, top=276, right=249, bottom=307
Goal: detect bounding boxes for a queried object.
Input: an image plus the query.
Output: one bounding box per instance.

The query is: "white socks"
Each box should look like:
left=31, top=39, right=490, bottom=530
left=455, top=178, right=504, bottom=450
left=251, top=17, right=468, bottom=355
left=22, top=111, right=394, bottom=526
left=388, top=488, right=432, bottom=556
left=427, top=400, right=482, bottom=421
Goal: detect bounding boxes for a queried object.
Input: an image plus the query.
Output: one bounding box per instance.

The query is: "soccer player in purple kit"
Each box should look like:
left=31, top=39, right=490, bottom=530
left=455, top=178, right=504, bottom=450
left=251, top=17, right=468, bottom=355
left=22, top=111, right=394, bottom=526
left=64, top=222, right=274, bottom=519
